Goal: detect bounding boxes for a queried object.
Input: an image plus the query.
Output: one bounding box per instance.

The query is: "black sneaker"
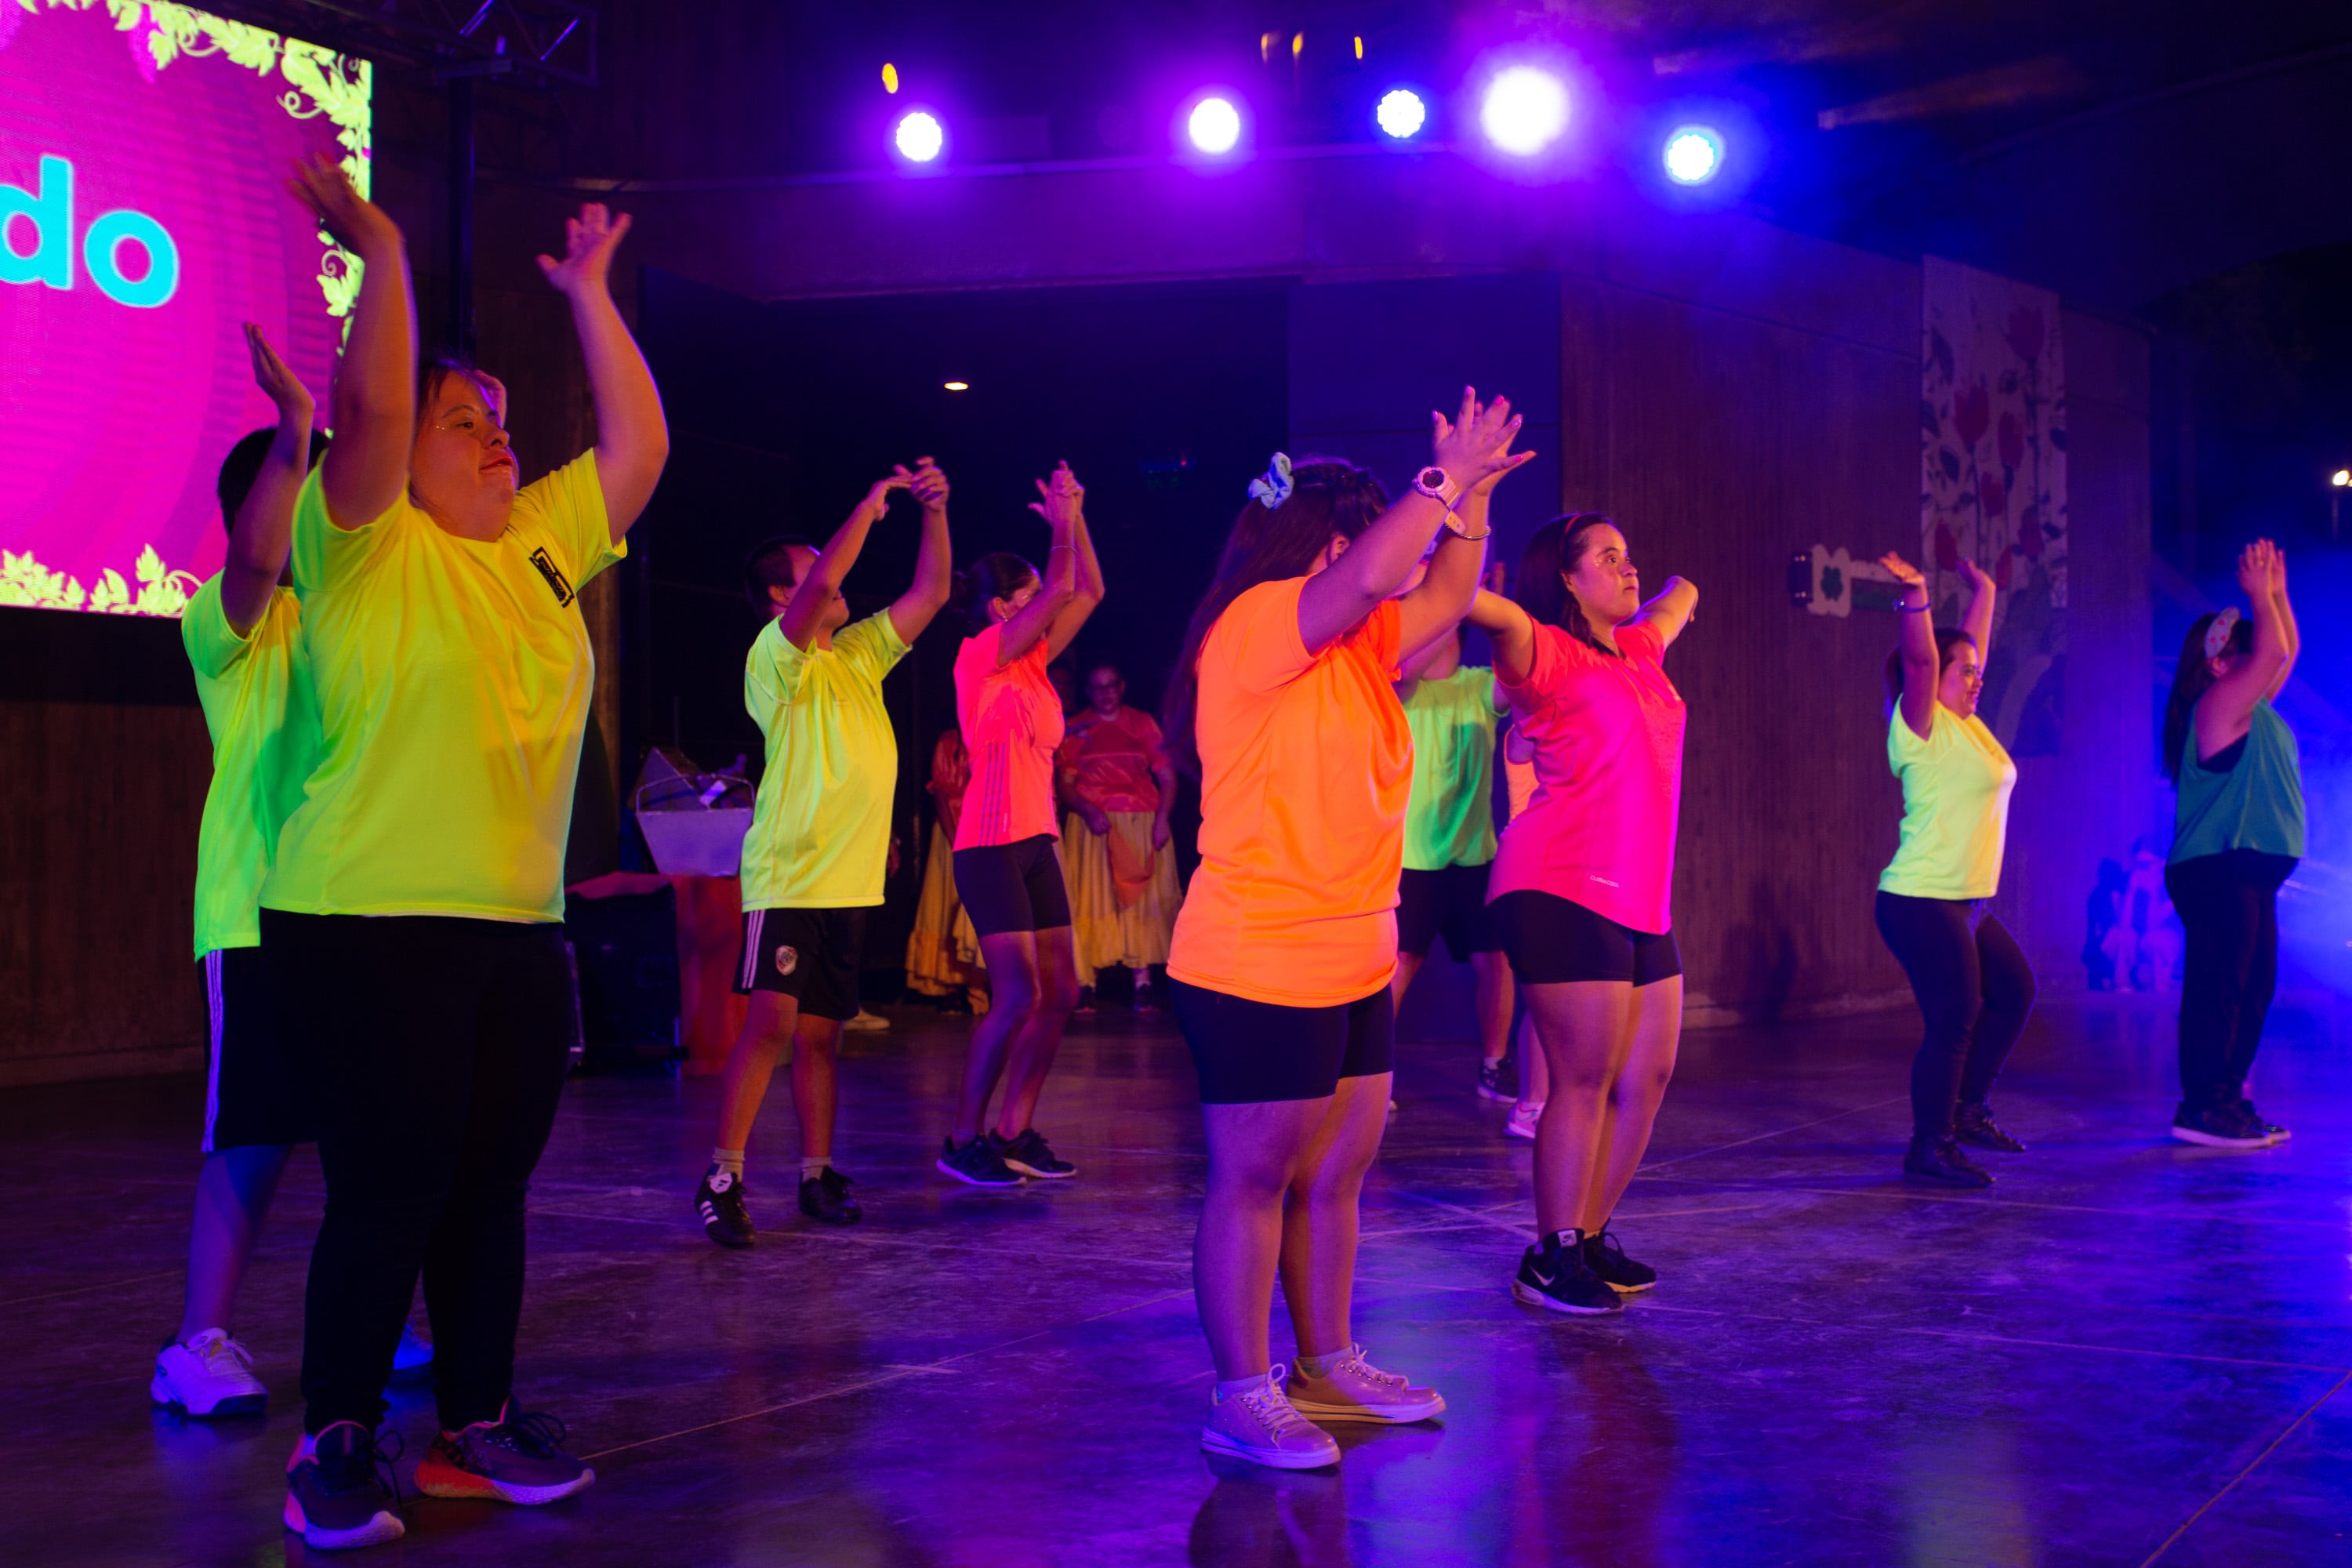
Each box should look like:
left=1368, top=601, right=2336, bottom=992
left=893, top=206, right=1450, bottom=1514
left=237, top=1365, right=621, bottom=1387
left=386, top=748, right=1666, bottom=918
left=695, top=1170, right=755, bottom=1247
left=1476, top=1058, right=1516, bottom=1102
left=1582, top=1228, right=1658, bottom=1294
left=1512, top=1230, right=1623, bottom=1315
left=992, top=1127, right=1076, bottom=1180
left=1954, top=1101, right=2027, bottom=1152
left=798, top=1166, right=862, bottom=1225
left=2238, top=1098, right=2290, bottom=1145
left=284, top=1421, right=405, bottom=1551
left=937, top=1134, right=1024, bottom=1187
left=2171, top=1102, right=2271, bottom=1149
left=1903, top=1135, right=1994, bottom=1187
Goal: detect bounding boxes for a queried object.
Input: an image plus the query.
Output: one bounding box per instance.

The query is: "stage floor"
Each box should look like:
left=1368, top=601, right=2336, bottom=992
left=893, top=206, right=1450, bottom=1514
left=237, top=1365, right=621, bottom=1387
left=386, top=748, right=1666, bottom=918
left=4, top=989, right=2349, bottom=1566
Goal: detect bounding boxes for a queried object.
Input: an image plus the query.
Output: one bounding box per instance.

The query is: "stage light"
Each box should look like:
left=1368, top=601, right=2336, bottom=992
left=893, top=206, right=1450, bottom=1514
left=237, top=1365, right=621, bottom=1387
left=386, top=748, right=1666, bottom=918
left=2335, top=469, right=2350, bottom=487
left=1188, top=96, right=1242, bottom=154
left=880, top=63, right=898, bottom=95
left=1376, top=89, right=1427, bottom=140
left=1354, top=36, right=1363, bottom=61
left=1480, top=67, right=1570, bottom=156
left=893, top=111, right=943, bottom=163
left=943, top=381, right=969, bottom=392
left=1663, top=125, right=1722, bottom=184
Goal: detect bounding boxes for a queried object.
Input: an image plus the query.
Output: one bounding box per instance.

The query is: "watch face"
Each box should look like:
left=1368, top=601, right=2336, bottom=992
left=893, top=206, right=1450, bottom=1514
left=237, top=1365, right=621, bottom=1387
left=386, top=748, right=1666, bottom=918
left=1417, top=467, right=1447, bottom=491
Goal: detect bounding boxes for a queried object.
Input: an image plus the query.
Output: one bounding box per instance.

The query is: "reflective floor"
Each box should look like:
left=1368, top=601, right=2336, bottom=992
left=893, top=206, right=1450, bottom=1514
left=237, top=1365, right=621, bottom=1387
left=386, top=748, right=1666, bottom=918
left=4, top=983, right=2350, bottom=1566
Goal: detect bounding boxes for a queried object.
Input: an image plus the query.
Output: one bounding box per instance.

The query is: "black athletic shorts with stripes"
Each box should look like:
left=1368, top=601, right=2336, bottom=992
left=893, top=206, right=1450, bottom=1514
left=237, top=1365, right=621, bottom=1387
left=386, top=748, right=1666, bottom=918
left=733, top=906, right=865, bottom=1022
left=200, top=945, right=316, bottom=1152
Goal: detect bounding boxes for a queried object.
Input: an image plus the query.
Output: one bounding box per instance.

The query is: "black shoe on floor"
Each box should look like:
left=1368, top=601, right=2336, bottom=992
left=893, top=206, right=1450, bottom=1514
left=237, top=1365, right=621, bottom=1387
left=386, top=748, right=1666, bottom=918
left=798, top=1167, right=862, bottom=1225
left=1512, top=1229, right=1624, bottom=1315
left=991, top=1127, right=1076, bottom=1180
left=2170, top=1102, right=2271, bottom=1149
left=1476, top=1058, right=1516, bottom=1102
left=1954, top=1101, right=2027, bottom=1152
left=284, top=1421, right=405, bottom=1550
left=937, top=1134, right=1024, bottom=1187
left=2237, top=1098, right=2289, bottom=1145
left=695, top=1171, right=755, bottom=1247
left=1903, top=1135, right=1994, bottom=1188
left=1582, top=1227, right=1658, bottom=1293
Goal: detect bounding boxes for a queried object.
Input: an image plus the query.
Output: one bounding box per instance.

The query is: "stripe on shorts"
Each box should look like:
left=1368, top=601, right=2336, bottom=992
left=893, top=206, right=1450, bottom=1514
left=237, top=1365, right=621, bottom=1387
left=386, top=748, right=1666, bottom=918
left=201, top=950, right=225, bottom=1156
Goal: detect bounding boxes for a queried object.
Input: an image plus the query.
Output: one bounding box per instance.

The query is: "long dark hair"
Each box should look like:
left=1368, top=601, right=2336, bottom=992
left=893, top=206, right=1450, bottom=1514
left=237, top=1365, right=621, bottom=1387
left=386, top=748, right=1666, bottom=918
left=2161, top=612, right=2253, bottom=782
left=1882, top=628, right=1977, bottom=708
left=1160, top=455, right=1390, bottom=778
left=1516, top=513, right=1621, bottom=655
left=953, top=552, right=1040, bottom=633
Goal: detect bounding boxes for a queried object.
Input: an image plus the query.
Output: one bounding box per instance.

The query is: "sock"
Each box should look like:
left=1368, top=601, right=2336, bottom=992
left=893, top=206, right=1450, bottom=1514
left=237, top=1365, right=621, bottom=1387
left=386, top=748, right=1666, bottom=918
left=710, top=1146, right=746, bottom=1182
left=800, top=1156, right=830, bottom=1178
left=1216, top=1374, right=1269, bottom=1399
left=1294, top=1349, right=1343, bottom=1379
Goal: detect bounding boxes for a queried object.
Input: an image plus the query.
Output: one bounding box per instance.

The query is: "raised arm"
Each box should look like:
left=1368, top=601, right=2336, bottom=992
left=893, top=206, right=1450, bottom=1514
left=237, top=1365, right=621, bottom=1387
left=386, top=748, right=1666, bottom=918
left=536, top=205, right=670, bottom=541
left=783, top=470, right=912, bottom=652
left=1398, top=444, right=1523, bottom=662
left=1881, top=552, right=1940, bottom=742
left=888, top=456, right=956, bottom=644
left=2264, top=546, right=2299, bottom=702
left=1043, top=464, right=1105, bottom=661
left=2196, top=539, right=2292, bottom=758
left=1627, top=576, right=1700, bottom=649
left=995, top=466, right=1080, bottom=666
left=1298, top=389, right=1534, bottom=655
left=1464, top=588, right=1538, bottom=686
left=220, top=325, right=314, bottom=634
left=1958, top=556, right=1995, bottom=665
left=288, top=154, right=412, bottom=532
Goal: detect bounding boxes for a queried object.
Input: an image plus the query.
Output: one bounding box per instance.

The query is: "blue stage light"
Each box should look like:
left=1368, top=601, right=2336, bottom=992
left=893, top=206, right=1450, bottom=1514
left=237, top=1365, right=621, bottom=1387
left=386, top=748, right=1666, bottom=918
left=1480, top=67, right=1569, bottom=156
left=1376, top=89, right=1427, bottom=140
left=1663, top=125, right=1723, bottom=184
left=1188, top=96, right=1242, bottom=154
left=893, top=111, right=944, bottom=163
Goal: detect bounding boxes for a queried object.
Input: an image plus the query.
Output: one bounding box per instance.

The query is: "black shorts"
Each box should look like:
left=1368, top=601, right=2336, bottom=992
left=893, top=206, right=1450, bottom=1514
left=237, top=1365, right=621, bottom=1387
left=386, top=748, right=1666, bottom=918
left=201, top=946, right=314, bottom=1152
left=1492, top=889, right=1682, bottom=988
left=734, top=906, right=866, bottom=1022
left=1171, top=980, right=1396, bottom=1105
left=953, top=834, right=1073, bottom=938
left=1398, top=863, right=1502, bottom=961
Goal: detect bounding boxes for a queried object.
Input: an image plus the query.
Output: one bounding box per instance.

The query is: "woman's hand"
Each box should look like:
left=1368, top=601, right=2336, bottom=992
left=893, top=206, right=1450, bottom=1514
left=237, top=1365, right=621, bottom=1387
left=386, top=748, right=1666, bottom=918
left=1431, top=387, right=1534, bottom=489
left=1152, top=815, right=1172, bottom=851
left=2236, top=539, right=2275, bottom=599
left=536, top=203, right=633, bottom=300
left=1878, top=551, right=1927, bottom=591
left=1027, top=462, right=1085, bottom=527
left=1958, top=556, right=1994, bottom=597
left=285, top=152, right=401, bottom=259
left=244, top=323, right=313, bottom=423
left=1080, top=805, right=1112, bottom=837
left=911, top=456, right=950, bottom=513
left=858, top=468, right=915, bottom=523
left=2270, top=543, right=2288, bottom=597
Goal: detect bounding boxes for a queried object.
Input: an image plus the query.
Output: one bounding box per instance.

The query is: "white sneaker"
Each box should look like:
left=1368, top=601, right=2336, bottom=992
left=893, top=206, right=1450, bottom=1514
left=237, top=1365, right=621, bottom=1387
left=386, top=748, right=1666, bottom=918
left=1200, top=1368, right=1341, bottom=1469
left=1286, top=1346, right=1446, bottom=1425
left=1506, top=1100, right=1544, bottom=1141
left=152, top=1328, right=268, bottom=1417
left=843, top=1009, right=890, bottom=1034
left=392, top=1321, right=434, bottom=1377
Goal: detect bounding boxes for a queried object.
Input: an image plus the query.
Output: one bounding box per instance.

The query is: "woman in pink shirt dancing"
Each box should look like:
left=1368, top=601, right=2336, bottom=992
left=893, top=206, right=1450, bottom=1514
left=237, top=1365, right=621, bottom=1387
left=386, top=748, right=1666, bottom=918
left=1465, top=514, right=1697, bottom=1315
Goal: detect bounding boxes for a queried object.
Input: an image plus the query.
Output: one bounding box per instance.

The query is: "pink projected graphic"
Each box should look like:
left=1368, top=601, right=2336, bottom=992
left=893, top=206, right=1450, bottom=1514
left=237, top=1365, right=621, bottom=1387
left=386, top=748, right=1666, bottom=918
left=0, top=4, right=370, bottom=615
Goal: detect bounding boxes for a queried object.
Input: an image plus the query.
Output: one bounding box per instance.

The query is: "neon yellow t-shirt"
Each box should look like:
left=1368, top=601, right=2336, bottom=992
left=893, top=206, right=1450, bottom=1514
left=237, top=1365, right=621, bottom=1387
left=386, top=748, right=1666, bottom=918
left=1402, top=665, right=1500, bottom=871
left=739, top=609, right=910, bottom=909
left=1879, top=705, right=2016, bottom=901
left=183, top=578, right=320, bottom=955
left=260, top=454, right=621, bottom=923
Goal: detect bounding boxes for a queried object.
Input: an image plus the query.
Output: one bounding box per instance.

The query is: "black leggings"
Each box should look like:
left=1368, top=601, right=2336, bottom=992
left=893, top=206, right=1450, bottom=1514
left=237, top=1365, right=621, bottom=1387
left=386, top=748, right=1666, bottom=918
left=263, top=911, right=574, bottom=1435
left=2165, top=851, right=2295, bottom=1110
left=1874, top=893, right=2038, bottom=1140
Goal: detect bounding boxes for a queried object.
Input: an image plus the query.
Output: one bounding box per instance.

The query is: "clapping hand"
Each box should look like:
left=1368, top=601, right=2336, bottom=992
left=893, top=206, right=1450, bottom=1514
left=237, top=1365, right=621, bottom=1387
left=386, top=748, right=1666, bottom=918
left=910, top=456, right=950, bottom=513
left=1958, top=555, right=1994, bottom=596
left=536, top=203, right=633, bottom=300
left=285, top=152, right=400, bottom=259
left=1878, top=551, right=1927, bottom=591
left=243, top=323, right=312, bottom=422
left=1028, top=462, right=1085, bottom=527
left=858, top=466, right=916, bottom=523
left=2236, top=538, right=2277, bottom=599
left=1432, top=387, right=1536, bottom=490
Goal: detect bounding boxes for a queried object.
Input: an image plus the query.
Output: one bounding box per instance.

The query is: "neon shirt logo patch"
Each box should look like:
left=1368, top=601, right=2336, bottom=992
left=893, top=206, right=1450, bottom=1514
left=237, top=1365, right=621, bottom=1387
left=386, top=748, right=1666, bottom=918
left=528, top=547, right=575, bottom=607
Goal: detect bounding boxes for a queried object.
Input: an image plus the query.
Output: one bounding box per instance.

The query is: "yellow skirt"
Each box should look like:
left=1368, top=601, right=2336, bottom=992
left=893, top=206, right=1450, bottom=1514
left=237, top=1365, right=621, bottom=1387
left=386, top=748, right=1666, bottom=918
left=904, top=822, right=988, bottom=1011
left=1062, top=809, right=1179, bottom=986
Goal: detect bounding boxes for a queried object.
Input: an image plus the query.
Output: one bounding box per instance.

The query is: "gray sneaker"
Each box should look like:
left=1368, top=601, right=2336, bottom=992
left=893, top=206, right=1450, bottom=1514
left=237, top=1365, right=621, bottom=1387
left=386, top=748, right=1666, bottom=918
left=414, top=1405, right=593, bottom=1506
left=283, top=1421, right=405, bottom=1551
left=1200, top=1368, right=1341, bottom=1469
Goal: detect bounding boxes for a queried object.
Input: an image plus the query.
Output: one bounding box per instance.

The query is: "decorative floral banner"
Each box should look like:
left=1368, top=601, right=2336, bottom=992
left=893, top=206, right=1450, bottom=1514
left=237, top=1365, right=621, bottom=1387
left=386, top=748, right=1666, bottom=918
left=1921, top=256, right=2067, bottom=755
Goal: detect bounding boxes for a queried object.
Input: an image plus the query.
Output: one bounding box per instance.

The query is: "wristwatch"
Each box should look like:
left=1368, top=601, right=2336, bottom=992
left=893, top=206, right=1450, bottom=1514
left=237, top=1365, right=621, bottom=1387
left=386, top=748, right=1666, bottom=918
left=1412, top=466, right=1462, bottom=506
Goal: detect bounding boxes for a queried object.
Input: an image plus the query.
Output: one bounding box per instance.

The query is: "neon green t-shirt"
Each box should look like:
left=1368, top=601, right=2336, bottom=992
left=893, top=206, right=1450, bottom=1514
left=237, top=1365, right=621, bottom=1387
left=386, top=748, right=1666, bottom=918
left=1879, top=705, right=2016, bottom=901
left=739, top=610, right=910, bottom=909
left=1402, top=665, right=1500, bottom=871
left=183, top=578, right=320, bottom=955
left=260, top=454, right=621, bottom=923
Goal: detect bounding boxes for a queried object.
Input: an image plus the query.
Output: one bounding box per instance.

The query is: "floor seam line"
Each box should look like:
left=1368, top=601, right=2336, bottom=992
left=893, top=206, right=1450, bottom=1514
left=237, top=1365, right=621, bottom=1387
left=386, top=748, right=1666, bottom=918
left=2136, top=1368, right=2352, bottom=1566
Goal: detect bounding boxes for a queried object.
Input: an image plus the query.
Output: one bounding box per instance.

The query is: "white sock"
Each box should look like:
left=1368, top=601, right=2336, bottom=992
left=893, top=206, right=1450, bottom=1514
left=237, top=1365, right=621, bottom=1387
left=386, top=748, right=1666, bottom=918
left=1216, top=1374, right=1268, bottom=1398
left=1294, top=1348, right=1343, bottom=1379
left=710, top=1146, right=745, bottom=1181
left=800, top=1156, right=830, bottom=1178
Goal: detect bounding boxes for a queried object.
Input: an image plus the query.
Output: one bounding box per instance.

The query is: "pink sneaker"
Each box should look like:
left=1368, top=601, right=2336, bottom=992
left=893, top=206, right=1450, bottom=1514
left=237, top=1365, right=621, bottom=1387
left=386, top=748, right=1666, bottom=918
left=1285, top=1346, right=1446, bottom=1425
left=413, top=1404, right=594, bottom=1505
left=1200, top=1368, right=1341, bottom=1469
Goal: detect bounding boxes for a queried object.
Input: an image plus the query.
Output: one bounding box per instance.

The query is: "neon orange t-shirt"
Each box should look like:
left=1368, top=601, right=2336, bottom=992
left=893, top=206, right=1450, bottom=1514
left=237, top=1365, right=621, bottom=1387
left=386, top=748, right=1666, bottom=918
left=1058, top=706, right=1167, bottom=814
left=953, top=623, right=1065, bottom=849
left=1168, top=578, right=1409, bottom=1007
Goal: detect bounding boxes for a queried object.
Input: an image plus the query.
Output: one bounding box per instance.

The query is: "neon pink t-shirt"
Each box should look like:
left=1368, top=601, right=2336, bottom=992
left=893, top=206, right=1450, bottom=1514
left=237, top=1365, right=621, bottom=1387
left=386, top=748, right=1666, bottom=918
left=954, top=624, right=1065, bottom=850
left=1488, top=621, right=1686, bottom=935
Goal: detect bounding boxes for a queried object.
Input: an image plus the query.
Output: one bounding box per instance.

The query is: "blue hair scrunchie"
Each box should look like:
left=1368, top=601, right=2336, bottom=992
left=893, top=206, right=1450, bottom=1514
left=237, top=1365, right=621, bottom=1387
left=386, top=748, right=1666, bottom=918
left=1247, top=452, right=1294, bottom=511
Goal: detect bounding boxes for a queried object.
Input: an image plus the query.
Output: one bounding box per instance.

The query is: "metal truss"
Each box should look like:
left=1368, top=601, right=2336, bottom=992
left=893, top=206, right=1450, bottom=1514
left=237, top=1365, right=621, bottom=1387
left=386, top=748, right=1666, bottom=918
left=195, top=1, right=600, bottom=86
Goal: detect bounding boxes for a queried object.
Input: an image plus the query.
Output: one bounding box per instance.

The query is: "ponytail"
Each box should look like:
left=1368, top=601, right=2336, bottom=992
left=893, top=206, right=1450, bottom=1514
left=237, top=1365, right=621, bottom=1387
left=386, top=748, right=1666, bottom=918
left=955, top=553, right=1040, bottom=633
left=1515, top=514, right=1620, bottom=656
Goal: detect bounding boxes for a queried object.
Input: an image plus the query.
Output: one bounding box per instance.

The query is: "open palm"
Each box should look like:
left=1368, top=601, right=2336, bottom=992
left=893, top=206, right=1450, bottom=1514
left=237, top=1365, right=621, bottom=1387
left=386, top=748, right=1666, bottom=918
left=536, top=204, right=632, bottom=298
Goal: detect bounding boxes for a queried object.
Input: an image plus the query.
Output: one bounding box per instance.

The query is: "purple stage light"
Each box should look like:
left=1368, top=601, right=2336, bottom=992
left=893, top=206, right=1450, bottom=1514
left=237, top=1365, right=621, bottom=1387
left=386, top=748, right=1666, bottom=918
left=893, top=111, right=944, bottom=164
left=1664, top=125, right=1723, bottom=184
left=1480, top=67, right=1570, bottom=156
left=1187, top=96, right=1242, bottom=155
left=1376, top=89, right=1427, bottom=140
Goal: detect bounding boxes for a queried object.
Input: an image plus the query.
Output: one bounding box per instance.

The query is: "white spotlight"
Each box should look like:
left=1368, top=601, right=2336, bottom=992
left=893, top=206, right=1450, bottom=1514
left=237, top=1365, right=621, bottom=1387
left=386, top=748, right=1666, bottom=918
left=1376, top=89, right=1427, bottom=140
left=1480, top=67, right=1570, bottom=156
left=1664, top=125, right=1723, bottom=184
left=893, top=111, right=944, bottom=164
left=1187, top=96, right=1242, bottom=154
